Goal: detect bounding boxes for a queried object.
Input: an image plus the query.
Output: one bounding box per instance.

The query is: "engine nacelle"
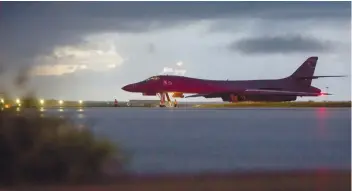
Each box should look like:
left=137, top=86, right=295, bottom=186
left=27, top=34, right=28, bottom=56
left=172, top=92, right=184, bottom=98
left=142, top=92, right=156, bottom=96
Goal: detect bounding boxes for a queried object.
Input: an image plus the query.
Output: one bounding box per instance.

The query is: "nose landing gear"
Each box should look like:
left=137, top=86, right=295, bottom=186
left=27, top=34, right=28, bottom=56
left=157, top=93, right=177, bottom=107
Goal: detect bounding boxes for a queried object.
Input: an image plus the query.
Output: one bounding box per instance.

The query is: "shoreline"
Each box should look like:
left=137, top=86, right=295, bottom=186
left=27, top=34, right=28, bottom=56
left=6, top=170, right=350, bottom=191
left=3, top=101, right=351, bottom=110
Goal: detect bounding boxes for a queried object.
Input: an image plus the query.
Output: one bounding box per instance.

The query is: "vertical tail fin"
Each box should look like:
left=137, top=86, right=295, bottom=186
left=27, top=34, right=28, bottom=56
left=289, top=56, right=318, bottom=86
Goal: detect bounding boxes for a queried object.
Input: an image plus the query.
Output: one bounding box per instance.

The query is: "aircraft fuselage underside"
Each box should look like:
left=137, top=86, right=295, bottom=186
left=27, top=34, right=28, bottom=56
left=221, top=94, right=297, bottom=102
left=152, top=92, right=297, bottom=106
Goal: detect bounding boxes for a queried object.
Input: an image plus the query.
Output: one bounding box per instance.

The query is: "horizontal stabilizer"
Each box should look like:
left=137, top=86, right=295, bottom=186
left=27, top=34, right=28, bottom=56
left=320, top=92, right=332, bottom=95
left=297, top=75, right=347, bottom=80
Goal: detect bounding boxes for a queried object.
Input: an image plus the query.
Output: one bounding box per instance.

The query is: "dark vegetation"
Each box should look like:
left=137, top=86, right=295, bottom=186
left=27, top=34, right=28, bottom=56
left=0, top=67, right=125, bottom=187
left=0, top=108, right=122, bottom=186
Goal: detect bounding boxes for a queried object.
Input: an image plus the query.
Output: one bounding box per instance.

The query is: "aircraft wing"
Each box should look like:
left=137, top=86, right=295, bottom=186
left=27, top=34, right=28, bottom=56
left=296, top=75, right=347, bottom=80
left=185, top=89, right=331, bottom=98
left=243, top=89, right=331, bottom=96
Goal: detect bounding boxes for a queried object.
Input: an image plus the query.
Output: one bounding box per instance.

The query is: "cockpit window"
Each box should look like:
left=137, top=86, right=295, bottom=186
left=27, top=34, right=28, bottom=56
left=142, top=76, right=160, bottom=83
left=149, top=76, right=160, bottom=80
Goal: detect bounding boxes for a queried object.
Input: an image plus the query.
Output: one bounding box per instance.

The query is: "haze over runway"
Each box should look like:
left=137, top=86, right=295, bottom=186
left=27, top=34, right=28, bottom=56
left=0, top=2, right=350, bottom=101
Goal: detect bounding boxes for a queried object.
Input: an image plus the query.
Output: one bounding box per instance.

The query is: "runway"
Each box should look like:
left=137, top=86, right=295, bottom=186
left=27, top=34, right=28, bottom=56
left=41, top=107, right=350, bottom=174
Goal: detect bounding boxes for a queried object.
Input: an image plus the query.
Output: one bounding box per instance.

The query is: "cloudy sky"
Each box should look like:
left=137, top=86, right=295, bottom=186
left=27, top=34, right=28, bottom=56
left=0, top=1, right=350, bottom=101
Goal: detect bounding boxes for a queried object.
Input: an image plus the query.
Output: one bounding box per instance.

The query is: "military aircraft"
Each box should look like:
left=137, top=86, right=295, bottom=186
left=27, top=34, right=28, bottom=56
left=122, top=56, right=344, bottom=106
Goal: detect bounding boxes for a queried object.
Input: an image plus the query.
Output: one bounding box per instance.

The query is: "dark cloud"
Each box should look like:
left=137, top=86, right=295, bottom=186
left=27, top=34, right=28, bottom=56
left=0, top=2, right=349, bottom=71
left=0, top=2, right=349, bottom=39
left=1, top=2, right=349, bottom=22
left=228, top=35, right=333, bottom=54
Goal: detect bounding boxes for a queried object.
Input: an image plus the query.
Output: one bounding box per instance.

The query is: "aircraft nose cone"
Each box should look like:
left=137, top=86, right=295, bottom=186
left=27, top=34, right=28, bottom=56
left=122, top=85, right=129, bottom=91
left=122, top=84, right=133, bottom=92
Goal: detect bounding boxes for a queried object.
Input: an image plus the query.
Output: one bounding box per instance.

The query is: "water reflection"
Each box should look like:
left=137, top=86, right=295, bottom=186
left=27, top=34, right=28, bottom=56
left=316, top=108, right=327, bottom=138
left=26, top=107, right=350, bottom=175
left=317, top=107, right=328, bottom=119
left=77, top=113, right=85, bottom=119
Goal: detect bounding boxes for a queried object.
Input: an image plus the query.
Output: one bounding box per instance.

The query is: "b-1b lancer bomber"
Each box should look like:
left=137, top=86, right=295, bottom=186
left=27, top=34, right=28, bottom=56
left=122, top=57, right=344, bottom=107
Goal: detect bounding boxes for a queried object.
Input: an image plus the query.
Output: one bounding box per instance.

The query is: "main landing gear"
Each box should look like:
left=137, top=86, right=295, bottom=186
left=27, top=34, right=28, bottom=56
left=157, top=92, right=177, bottom=108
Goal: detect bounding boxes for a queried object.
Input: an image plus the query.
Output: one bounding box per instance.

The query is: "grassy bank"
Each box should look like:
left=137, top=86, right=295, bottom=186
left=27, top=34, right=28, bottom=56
left=0, top=109, right=124, bottom=186
left=194, top=101, right=351, bottom=108
left=16, top=170, right=351, bottom=191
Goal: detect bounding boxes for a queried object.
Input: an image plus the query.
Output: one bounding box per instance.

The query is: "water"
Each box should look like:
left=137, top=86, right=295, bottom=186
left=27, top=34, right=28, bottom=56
left=43, top=107, right=351, bottom=174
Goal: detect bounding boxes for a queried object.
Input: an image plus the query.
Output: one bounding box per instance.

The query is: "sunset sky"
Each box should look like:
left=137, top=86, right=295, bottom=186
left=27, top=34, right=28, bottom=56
left=0, top=1, right=350, bottom=101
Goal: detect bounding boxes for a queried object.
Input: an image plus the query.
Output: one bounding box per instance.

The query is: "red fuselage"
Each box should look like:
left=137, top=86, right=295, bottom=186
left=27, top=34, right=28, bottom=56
left=123, top=75, right=238, bottom=94
left=121, top=57, right=336, bottom=102
left=122, top=75, right=320, bottom=95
